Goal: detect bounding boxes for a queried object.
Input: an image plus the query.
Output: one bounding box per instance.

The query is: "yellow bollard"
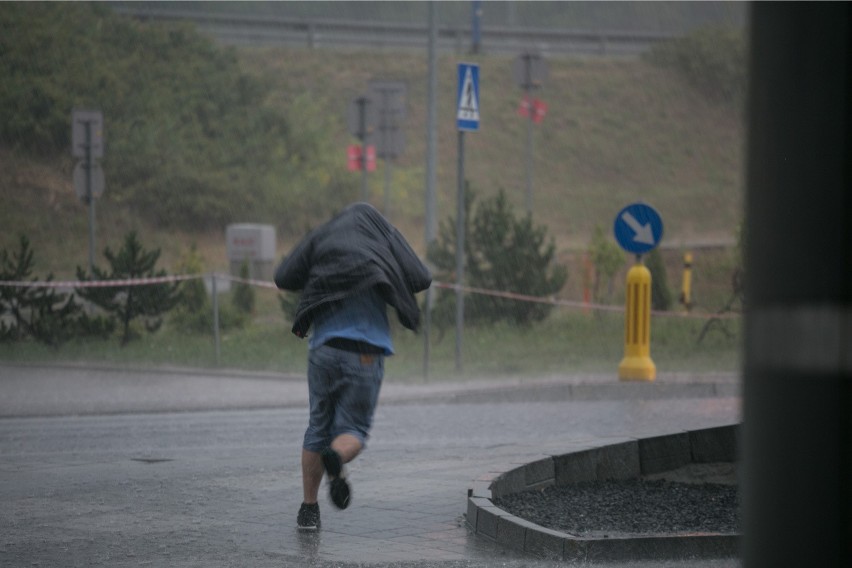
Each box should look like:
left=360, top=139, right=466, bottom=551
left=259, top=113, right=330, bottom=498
left=618, top=261, right=656, bottom=381
left=680, top=251, right=693, bottom=311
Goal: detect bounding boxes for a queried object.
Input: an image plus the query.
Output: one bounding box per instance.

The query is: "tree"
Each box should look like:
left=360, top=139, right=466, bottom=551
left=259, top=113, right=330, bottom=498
left=588, top=224, right=625, bottom=304
left=76, top=231, right=180, bottom=345
left=427, top=187, right=567, bottom=329
left=0, top=236, right=83, bottom=347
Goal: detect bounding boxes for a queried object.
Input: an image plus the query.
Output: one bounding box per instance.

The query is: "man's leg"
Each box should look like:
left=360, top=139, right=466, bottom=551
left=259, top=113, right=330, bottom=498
left=298, top=346, right=335, bottom=529
left=301, top=448, right=324, bottom=504
left=302, top=432, right=359, bottom=504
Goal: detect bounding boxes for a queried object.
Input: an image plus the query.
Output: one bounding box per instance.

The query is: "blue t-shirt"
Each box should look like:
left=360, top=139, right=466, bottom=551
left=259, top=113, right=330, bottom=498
left=308, top=287, right=394, bottom=355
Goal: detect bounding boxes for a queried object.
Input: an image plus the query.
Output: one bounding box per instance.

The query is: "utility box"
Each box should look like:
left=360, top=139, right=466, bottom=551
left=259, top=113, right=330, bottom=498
left=226, top=224, right=276, bottom=281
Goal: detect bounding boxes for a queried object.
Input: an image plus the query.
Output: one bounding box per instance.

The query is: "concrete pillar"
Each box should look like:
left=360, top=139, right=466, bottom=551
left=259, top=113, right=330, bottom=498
left=744, top=4, right=851, bottom=566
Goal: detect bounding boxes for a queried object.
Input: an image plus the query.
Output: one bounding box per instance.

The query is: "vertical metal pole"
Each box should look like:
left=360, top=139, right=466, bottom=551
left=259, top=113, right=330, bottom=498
left=523, top=55, right=534, bottom=214
left=383, top=157, right=392, bottom=217
left=455, top=131, right=465, bottom=373
left=211, top=274, right=221, bottom=365
left=525, top=105, right=534, bottom=213
left=359, top=97, right=369, bottom=201
left=85, top=122, right=95, bottom=275
left=471, top=0, right=482, bottom=54
left=423, top=1, right=438, bottom=380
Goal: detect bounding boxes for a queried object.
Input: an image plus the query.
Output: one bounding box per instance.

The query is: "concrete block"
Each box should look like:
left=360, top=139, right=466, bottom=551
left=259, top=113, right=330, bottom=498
left=525, top=525, right=567, bottom=560
left=690, top=424, right=739, bottom=463
left=469, top=480, right=492, bottom=499
left=554, top=447, right=599, bottom=485
left=595, top=440, right=641, bottom=480
left=466, top=497, right=478, bottom=529
left=639, top=432, right=691, bottom=475
left=496, top=514, right=527, bottom=551
left=554, top=440, right=639, bottom=484
left=490, top=467, right=525, bottom=499
left=563, top=536, right=592, bottom=562
left=476, top=505, right=507, bottom=540
left=523, top=456, right=555, bottom=487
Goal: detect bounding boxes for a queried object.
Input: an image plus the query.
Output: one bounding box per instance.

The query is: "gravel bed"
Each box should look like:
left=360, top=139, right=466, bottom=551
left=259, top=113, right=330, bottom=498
left=494, top=478, right=740, bottom=538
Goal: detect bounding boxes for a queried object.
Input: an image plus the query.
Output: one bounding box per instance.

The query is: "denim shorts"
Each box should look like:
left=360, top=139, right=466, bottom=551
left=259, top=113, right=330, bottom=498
left=303, top=344, right=384, bottom=452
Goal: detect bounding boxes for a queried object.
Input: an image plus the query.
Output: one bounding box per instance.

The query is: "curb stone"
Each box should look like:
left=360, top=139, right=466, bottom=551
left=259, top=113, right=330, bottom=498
left=466, top=423, right=741, bottom=562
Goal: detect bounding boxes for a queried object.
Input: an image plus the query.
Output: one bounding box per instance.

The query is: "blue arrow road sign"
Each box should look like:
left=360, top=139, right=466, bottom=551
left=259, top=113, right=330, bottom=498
left=614, top=203, right=664, bottom=255
left=456, top=63, right=480, bottom=131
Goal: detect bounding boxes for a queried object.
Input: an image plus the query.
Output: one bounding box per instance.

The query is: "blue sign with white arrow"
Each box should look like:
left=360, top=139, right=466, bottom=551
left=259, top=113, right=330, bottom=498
left=614, top=203, right=664, bottom=255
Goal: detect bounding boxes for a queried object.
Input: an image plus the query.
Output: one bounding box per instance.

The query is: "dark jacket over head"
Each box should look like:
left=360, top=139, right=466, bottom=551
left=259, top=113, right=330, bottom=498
left=274, top=202, right=432, bottom=338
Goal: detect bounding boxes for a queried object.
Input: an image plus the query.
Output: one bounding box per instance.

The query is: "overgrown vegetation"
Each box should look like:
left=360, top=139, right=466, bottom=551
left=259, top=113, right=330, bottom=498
left=0, top=2, right=354, bottom=230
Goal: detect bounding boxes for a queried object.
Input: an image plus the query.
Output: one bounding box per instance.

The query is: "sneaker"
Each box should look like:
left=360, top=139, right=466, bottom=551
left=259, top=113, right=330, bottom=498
left=297, top=502, right=320, bottom=531
left=321, top=448, right=351, bottom=510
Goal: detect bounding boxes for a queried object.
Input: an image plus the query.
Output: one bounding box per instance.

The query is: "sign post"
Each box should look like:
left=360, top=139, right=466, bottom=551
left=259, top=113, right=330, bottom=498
left=368, top=80, right=407, bottom=217
left=72, top=109, right=104, bottom=275
left=613, top=203, right=664, bottom=381
left=347, top=96, right=376, bottom=201
left=513, top=52, right=548, bottom=213
left=455, top=63, right=480, bottom=373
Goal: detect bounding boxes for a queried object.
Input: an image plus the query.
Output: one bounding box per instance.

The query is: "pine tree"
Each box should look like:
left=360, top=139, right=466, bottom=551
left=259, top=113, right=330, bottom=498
left=76, top=231, right=180, bottom=345
left=0, top=235, right=83, bottom=347
left=427, top=187, right=567, bottom=329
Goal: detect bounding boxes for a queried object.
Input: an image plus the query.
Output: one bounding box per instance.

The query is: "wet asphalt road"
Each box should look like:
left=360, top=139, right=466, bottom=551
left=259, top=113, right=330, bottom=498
left=0, top=365, right=741, bottom=567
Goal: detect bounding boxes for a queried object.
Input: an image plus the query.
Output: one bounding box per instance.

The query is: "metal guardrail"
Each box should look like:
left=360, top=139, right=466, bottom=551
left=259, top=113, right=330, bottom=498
left=109, top=6, right=676, bottom=57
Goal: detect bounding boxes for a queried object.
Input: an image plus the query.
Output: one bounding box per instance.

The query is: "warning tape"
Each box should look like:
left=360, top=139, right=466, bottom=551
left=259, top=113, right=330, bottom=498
left=0, top=274, right=739, bottom=320
left=0, top=274, right=201, bottom=289
left=431, top=281, right=739, bottom=319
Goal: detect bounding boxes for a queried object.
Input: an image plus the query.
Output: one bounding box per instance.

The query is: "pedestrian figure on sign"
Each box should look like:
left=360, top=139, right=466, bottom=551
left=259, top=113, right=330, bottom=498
left=274, top=202, right=432, bottom=531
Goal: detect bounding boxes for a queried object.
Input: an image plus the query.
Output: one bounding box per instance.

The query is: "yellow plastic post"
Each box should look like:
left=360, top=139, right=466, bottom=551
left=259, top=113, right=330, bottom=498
left=618, top=261, right=656, bottom=381
left=680, top=251, right=693, bottom=311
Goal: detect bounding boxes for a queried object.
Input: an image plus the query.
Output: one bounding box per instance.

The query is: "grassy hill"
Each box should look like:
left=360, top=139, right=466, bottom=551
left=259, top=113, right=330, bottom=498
left=1, top=6, right=745, bottom=309
left=242, top=47, right=745, bottom=247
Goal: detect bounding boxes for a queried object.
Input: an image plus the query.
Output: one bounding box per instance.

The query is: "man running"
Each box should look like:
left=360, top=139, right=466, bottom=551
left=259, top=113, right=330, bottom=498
left=274, top=202, right=431, bottom=530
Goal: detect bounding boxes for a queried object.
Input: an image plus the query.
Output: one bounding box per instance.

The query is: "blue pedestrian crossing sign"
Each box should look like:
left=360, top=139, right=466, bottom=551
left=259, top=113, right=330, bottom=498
left=614, top=202, right=664, bottom=255
left=456, top=63, right=480, bottom=131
